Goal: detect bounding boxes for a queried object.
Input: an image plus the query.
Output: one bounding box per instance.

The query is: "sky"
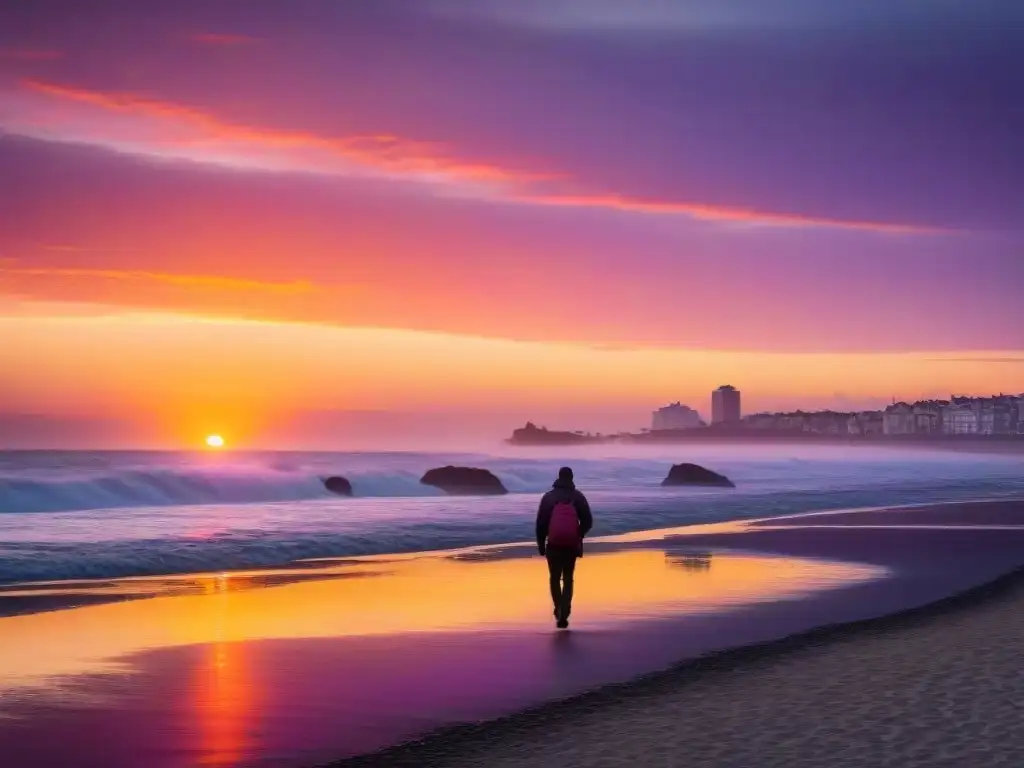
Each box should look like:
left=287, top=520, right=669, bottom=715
left=1, top=0, right=1023, bottom=448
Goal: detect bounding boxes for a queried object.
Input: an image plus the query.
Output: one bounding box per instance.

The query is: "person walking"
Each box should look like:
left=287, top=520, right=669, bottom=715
left=536, top=466, right=593, bottom=628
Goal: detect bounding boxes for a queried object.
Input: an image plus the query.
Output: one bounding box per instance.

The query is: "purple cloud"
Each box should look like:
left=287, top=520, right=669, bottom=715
left=1, top=0, right=1022, bottom=353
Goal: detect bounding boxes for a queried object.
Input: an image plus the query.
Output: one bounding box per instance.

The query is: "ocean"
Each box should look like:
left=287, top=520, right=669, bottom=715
left=1, top=445, right=1022, bottom=584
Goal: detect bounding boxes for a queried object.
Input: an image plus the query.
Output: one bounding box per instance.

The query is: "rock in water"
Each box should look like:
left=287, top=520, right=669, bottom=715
left=661, top=463, right=735, bottom=488
left=420, top=466, right=508, bottom=495
left=323, top=476, right=354, bottom=496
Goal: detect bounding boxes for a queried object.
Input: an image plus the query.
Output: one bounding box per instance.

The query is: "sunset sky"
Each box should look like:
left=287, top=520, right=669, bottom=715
left=2, top=0, right=1022, bottom=448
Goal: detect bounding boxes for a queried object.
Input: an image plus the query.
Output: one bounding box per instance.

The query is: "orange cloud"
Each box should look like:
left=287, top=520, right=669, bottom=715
left=189, top=32, right=261, bottom=46
left=13, top=79, right=937, bottom=234
left=1, top=266, right=315, bottom=294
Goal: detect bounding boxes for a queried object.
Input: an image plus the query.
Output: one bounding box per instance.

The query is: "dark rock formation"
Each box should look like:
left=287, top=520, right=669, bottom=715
left=322, top=476, right=353, bottom=496
left=661, top=463, right=735, bottom=488
left=421, top=466, right=508, bottom=495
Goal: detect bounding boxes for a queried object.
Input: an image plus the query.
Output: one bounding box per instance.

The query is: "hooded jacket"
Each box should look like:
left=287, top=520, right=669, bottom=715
left=536, top=478, right=593, bottom=552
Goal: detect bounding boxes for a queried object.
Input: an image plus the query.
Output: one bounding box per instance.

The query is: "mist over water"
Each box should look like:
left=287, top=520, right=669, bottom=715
left=1, top=445, right=1022, bottom=584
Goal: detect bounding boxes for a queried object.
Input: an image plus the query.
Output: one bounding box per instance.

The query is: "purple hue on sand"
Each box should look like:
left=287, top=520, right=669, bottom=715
left=751, top=499, right=1024, bottom=528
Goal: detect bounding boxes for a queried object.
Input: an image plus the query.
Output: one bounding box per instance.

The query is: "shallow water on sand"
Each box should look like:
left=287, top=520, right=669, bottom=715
left=3, top=502, right=1024, bottom=767
left=0, top=542, right=878, bottom=694
left=0, top=531, right=881, bottom=767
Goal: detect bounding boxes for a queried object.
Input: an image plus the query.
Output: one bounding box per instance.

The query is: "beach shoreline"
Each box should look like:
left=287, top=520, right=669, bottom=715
left=330, top=551, right=1024, bottom=768
left=1, top=498, right=1023, bottom=767
left=2, top=495, right=1019, bottom=620
left=325, top=498, right=1024, bottom=767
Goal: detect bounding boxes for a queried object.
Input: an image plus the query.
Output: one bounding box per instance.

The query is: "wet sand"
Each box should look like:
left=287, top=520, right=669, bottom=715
left=332, top=500, right=1024, bottom=768
left=1, top=500, right=1023, bottom=767
left=750, top=497, right=1024, bottom=528
left=0, top=537, right=881, bottom=767
left=337, top=563, right=1024, bottom=768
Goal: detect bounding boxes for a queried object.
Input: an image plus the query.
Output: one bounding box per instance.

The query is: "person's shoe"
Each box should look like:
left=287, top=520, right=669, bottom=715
left=556, top=617, right=569, bottom=629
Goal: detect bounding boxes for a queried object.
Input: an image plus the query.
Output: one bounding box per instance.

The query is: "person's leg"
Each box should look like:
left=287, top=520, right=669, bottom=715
left=561, top=553, right=578, bottom=619
left=546, top=550, right=562, bottom=616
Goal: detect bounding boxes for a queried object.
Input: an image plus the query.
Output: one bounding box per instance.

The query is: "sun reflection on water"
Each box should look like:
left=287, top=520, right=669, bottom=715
left=192, top=574, right=257, bottom=767
left=0, top=545, right=880, bottom=700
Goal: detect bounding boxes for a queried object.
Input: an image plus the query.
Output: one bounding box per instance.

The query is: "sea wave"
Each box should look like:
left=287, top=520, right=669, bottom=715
left=0, top=455, right=728, bottom=515
left=2, top=448, right=1023, bottom=583
left=0, top=466, right=455, bottom=515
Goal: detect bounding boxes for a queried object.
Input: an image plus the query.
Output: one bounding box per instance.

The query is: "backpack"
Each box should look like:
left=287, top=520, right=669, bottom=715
left=547, top=497, right=581, bottom=548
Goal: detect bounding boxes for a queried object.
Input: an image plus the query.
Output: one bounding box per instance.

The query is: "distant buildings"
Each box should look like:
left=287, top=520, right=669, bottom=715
left=942, top=400, right=977, bottom=435
left=929, top=397, right=1001, bottom=435
left=738, top=394, right=1023, bottom=438
left=940, top=395, right=1019, bottom=436
left=882, top=403, right=915, bottom=436
left=651, top=402, right=702, bottom=431
left=882, top=400, right=944, bottom=436
left=987, top=396, right=1018, bottom=435
left=848, top=411, right=884, bottom=436
left=745, top=410, right=869, bottom=435
left=642, top=390, right=1022, bottom=440
left=711, top=385, right=741, bottom=424
left=912, top=401, right=945, bottom=434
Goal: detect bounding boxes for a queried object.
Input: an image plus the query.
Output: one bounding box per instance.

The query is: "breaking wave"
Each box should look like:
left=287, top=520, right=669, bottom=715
left=1, top=448, right=1022, bottom=583
left=0, top=466, right=447, bottom=515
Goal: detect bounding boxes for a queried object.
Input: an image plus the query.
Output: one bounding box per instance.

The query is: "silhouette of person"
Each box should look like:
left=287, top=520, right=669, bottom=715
left=536, top=466, right=593, bottom=628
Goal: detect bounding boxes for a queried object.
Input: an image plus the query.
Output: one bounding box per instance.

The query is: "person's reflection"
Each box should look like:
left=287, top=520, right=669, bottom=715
left=665, top=552, right=713, bottom=572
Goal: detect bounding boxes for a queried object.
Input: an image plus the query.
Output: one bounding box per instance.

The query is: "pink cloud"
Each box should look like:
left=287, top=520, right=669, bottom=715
left=521, top=192, right=941, bottom=235
left=18, top=79, right=541, bottom=185
left=6, top=78, right=937, bottom=234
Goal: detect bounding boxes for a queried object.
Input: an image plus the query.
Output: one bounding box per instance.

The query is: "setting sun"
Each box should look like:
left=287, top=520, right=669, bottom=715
left=205, top=434, right=225, bottom=449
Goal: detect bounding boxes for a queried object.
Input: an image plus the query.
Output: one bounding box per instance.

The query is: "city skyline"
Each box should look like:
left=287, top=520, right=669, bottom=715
left=2, top=1, right=1023, bottom=448
left=654, top=388, right=1024, bottom=437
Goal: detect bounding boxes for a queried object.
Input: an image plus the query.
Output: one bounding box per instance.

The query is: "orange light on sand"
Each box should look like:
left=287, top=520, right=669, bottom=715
left=205, top=434, right=225, bottom=449
left=0, top=545, right=882, bottom=696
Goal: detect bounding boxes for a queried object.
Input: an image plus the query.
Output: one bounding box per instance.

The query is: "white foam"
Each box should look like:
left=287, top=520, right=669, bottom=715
left=1, top=447, right=1022, bottom=583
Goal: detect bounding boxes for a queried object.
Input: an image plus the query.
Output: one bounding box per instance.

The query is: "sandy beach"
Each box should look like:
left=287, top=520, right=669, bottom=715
left=1, top=500, right=1023, bottom=767
left=336, top=567, right=1024, bottom=767
left=332, top=500, right=1024, bottom=768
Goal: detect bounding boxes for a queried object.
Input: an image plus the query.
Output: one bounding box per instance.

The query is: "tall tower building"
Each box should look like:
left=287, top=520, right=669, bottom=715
left=712, top=385, right=741, bottom=424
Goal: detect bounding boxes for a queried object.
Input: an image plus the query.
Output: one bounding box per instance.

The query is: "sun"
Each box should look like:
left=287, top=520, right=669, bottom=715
left=205, top=434, right=225, bottom=449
